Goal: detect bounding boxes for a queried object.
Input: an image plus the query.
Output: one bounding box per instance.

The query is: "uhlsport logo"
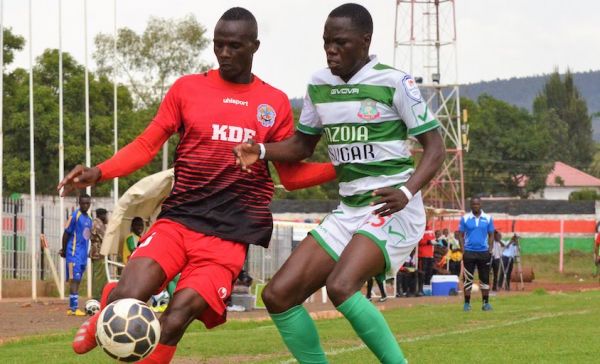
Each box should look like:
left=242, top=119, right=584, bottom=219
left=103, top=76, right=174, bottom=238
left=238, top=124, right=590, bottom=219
left=257, top=104, right=276, bottom=127
left=357, top=99, right=380, bottom=121
left=223, top=97, right=248, bottom=106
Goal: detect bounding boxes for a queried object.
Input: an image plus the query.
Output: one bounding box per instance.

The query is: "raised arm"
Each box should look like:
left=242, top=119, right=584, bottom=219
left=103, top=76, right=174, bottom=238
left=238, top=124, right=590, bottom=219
left=57, top=123, right=170, bottom=196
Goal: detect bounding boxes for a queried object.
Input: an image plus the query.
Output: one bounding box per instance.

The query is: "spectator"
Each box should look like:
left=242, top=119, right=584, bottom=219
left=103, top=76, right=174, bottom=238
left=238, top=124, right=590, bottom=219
left=227, top=269, right=253, bottom=312
left=594, top=232, right=600, bottom=277
left=498, top=235, right=519, bottom=290
left=122, top=217, right=144, bottom=265
left=90, top=208, right=108, bottom=299
left=418, top=223, right=436, bottom=295
left=366, top=277, right=388, bottom=302
left=433, top=244, right=450, bottom=275
left=447, top=231, right=462, bottom=276
left=490, top=230, right=505, bottom=292
left=396, top=250, right=418, bottom=297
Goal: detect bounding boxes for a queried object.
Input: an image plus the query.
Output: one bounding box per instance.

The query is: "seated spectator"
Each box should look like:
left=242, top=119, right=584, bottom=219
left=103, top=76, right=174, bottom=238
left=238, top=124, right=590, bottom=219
left=447, top=231, right=462, bottom=277
left=366, top=276, right=388, bottom=302
left=227, top=269, right=253, bottom=312
left=121, top=217, right=144, bottom=265
left=433, top=245, right=450, bottom=275
left=396, top=250, right=418, bottom=297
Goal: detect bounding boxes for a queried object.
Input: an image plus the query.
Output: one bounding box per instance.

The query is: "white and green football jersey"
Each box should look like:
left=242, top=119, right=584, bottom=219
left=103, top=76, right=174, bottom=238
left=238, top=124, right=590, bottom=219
left=297, top=56, right=440, bottom=207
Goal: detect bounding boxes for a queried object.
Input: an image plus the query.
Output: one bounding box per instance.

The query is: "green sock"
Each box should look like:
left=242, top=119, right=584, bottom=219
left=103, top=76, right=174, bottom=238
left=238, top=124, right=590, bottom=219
left=336, top=292, right=406, bottom=364
left=270, top=305, right=328, bottom=364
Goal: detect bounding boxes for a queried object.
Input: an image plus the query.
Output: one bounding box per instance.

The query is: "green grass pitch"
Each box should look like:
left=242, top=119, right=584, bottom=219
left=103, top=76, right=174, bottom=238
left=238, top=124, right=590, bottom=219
left=1, top=289, right=599, bottom=363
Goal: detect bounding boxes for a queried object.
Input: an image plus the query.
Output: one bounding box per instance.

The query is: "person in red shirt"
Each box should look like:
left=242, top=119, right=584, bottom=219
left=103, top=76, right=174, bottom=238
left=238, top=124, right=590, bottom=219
left=594, top=232, right=600, bottom=276
left=58, top=8, right=335, bottom=363
left=417, top=224, right=436, bottom=295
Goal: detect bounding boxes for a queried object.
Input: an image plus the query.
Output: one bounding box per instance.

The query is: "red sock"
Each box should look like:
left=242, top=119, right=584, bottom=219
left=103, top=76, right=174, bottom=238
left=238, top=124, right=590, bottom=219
left=137, top=343, right=177, bottom=364
left=100, top=282, right=118, bottom=309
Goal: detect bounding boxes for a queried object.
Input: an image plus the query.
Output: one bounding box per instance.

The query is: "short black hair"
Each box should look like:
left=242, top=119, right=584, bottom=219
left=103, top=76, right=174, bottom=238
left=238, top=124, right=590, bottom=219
left=328, top=3, right=373, bottom=34
left=79, top=193, right=90, bottom=201
left=131, top=217, right=144, bottom=226
left=219, top=7, right=258, bottom=40
left=96, top=208, right=108, bottom=216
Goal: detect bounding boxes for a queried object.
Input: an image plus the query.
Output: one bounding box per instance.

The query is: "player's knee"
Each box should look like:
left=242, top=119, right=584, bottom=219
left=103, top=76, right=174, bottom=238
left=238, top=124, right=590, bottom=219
left=262, top=280, right=293, bottom=312
left=325, top=276, right=356, bottom=305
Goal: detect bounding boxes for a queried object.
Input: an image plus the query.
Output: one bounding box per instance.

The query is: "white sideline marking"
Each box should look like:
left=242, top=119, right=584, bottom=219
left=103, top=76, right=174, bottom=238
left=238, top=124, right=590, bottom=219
left=279, top=310, right=589, bottom=363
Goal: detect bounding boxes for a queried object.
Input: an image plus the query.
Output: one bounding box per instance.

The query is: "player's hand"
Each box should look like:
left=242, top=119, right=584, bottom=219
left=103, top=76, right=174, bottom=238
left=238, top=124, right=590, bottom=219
left=370, top=187, right=408, bottom=217
left=233, top=142, right=260, bottom=172
left=57, top=165, right=101, bottom=196
left=58, top=249, right=65, bottom=258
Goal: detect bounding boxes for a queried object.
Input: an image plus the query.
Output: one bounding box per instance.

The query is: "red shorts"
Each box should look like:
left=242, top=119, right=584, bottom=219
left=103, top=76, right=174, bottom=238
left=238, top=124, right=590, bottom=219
left=130, top=218, right=247, bottom=328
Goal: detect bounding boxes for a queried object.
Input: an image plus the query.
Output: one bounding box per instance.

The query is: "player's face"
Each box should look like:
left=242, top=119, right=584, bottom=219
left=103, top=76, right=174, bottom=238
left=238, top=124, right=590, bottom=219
left=79, top=197, right=91, bottom=213
left=470, top=198, right=481, bottom=214
left=323, top=16, right=371, bottom=82
left=213, top=20, right=259, bottom=83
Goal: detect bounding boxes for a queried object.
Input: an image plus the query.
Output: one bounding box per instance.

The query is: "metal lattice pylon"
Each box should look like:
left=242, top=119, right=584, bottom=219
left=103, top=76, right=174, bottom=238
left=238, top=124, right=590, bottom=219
left=393, top=0, right=466, bottom=210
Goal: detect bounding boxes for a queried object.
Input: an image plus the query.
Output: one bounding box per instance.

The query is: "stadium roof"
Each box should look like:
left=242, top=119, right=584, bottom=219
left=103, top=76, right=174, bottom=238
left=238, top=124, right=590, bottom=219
left=546, top=161, right=600, bottom=187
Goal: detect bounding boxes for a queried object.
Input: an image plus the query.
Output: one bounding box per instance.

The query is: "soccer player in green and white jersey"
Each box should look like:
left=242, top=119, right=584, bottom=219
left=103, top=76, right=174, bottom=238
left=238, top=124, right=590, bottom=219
left=234, top=3, right=445, bottom=363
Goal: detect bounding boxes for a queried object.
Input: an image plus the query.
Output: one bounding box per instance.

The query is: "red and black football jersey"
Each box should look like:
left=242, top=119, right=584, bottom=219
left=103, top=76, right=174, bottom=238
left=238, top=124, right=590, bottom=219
left=152, top=70, right=294, bottom=247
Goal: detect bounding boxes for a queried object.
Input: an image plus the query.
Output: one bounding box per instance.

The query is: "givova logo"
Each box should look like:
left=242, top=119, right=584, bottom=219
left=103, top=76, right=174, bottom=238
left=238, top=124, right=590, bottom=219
left=330, top=87, right=359, bottom=95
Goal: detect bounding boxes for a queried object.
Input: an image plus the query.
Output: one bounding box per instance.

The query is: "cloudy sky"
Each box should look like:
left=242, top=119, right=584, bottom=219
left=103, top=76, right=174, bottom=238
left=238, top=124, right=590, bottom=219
left=3, top=0, right=599, bottom=98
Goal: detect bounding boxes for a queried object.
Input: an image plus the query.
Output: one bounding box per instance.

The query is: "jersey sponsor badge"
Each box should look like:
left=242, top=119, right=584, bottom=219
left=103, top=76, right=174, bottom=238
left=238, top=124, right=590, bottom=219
left=402, top=75, right=422, bottom=102
left=257, top=104, right=276, bottom=127
left=218, top=287, right=228, bottom=299
left=357, top=99, right=380, bottom=121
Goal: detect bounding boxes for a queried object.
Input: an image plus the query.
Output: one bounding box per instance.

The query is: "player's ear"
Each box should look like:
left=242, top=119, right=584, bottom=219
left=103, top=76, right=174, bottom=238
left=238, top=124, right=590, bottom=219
left=252, top=39, right=260, bottom=54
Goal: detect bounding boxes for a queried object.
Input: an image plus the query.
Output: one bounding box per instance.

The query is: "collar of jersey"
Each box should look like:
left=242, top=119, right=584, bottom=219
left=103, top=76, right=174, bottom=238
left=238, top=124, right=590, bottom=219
left=208, top=69, right=260, bottom=92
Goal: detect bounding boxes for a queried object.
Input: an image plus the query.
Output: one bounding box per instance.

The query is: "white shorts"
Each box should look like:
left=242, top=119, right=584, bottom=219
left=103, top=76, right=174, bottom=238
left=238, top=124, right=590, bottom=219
left=310, top=192, right=426, bottom=279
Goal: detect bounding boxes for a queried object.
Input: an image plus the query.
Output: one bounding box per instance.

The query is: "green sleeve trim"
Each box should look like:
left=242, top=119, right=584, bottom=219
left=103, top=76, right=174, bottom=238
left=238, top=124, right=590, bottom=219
left=309, top=230, right=339, bottom=261
left=297, top=123, right=323, bottom=135
left=355, top=230, right=391, bottom=280
left=408, top=120, right=440, bottom=136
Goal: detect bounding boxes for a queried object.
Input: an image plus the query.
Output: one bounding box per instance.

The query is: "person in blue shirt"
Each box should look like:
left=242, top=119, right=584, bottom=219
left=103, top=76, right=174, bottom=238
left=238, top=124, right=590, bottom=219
left=458, top=197, right=495, bottom=312
left=59, top=194, right=93, bottom=316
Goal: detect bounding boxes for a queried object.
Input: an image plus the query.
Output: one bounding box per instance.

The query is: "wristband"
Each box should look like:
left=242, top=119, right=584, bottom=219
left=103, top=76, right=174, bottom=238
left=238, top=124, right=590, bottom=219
left=400, top=185, right=413, bottom=201
left=258, top=143, right=266, bottom=160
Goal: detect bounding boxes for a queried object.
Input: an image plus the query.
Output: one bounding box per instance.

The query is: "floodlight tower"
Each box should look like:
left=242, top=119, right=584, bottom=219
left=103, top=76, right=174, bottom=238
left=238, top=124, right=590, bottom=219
left=393, top=0, right=466, bottom=210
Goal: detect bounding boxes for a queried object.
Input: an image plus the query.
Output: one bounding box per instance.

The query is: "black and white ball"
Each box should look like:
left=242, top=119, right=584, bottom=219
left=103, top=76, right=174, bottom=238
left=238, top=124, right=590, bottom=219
left=96, top=298, right=161, bottom=362
left=85, top=299, right=100, bottom=316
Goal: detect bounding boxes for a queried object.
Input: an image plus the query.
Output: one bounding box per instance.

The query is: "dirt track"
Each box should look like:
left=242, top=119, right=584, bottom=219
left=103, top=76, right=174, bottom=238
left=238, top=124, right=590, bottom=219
left=1, top=280, right=598, bottom=345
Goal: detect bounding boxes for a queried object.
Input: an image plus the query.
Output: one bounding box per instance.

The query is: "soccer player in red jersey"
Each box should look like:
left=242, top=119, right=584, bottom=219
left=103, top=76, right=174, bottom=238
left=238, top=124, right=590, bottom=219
left=58, top=8, right=335, bottom=363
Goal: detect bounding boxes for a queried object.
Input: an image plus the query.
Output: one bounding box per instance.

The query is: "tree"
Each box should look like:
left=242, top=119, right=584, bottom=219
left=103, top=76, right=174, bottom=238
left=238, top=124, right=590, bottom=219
left=533, top=70, right=594, bottom=169
left=462, top=95, right=553, bottom=197
left=3, top=48, right=164, bottom=196
left=569, top=189, right=600, bottom=201
left=94, top=14, right=211, bottom=109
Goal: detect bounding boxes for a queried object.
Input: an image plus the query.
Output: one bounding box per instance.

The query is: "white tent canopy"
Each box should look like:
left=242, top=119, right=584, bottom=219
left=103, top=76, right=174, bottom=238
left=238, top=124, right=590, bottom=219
left=101, top=168, right=174, bottom=256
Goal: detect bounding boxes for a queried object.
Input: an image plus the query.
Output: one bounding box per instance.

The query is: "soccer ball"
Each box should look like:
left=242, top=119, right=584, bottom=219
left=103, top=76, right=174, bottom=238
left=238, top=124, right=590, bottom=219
left=85, top=299, right=100, bottom=316
left=96, top=298, right=161, bottom=362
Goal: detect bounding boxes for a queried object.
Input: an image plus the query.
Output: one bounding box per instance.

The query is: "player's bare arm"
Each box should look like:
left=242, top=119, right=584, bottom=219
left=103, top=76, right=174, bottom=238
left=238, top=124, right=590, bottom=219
left=233, top=131, right=321, bottom=171
left=371, top=129, right=445, bottom=217
left=57, top=123, right=170, bottom=196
